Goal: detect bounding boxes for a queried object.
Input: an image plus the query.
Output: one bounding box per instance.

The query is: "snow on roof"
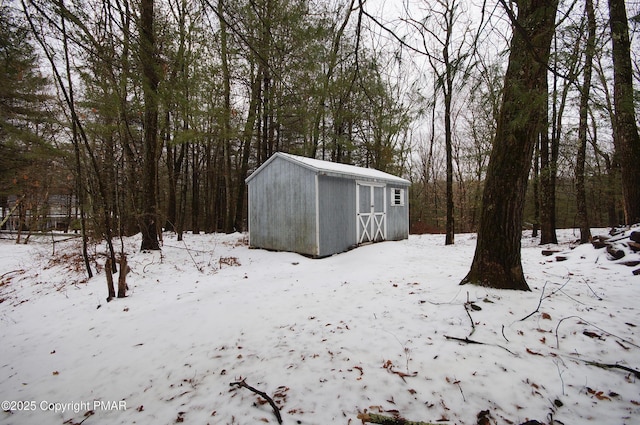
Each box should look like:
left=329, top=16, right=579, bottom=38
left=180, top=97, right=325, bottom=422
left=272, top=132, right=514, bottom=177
left=246, top=152, right=410, bottom=185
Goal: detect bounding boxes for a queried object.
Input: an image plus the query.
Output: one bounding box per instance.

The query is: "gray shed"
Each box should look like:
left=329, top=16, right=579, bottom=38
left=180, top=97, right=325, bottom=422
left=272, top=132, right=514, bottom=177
left=245, top=152, right=410, bottom=257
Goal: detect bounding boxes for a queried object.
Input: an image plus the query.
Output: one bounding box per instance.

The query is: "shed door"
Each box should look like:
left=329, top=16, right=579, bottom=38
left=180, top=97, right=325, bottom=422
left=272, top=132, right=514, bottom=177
left=357, top=182, right=386, bottom=244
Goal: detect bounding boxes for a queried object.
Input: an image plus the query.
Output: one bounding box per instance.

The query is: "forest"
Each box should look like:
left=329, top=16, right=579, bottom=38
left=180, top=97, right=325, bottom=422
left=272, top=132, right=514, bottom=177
left=1, top=0, right=639, bottom=257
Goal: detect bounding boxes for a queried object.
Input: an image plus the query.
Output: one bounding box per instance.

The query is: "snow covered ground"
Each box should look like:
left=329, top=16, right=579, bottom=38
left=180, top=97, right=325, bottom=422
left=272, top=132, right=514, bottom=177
left=0, top=229, right=638, bottom=425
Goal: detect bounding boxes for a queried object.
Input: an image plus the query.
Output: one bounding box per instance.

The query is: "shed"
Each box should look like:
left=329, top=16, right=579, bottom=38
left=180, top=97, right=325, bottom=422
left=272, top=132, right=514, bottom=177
left=245, top=152, right=410, bottom=257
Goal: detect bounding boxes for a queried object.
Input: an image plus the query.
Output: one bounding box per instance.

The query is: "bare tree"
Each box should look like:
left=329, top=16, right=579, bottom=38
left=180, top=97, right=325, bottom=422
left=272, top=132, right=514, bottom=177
left=461, top=0, right=558, bottom=291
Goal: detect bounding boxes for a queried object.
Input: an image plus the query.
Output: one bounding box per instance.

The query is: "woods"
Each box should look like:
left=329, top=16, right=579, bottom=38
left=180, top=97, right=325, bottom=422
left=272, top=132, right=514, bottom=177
left=1, top=0, right=638, bottom=285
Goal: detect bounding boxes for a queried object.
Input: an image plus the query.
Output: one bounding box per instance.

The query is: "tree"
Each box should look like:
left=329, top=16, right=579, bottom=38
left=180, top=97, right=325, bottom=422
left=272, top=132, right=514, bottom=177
left=139, top=0, right=161, bottom=250
left=575, top=0, right=596, bottom=243
left=461, top=0, right=558, bottom=291
left=404, top=0, right=475, bottom=245
left=608, top=0, right=640, bottom=224
left=0, top=4, right=51, bottom=188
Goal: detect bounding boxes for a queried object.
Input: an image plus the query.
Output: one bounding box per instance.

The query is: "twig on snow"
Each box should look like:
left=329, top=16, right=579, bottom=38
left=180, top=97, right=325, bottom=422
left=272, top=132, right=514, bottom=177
left=357, top=411, right=438, bottom=425
left=444, top=335, right=517, bottom=355
left=0, top=269, right=25, bottom=280
left=230, top=379, right=282, bottom=424
left=519, top=281, right=549, bottom=322
left=569, top=357, right=640, bottom=379
left=464, top=292, right=476, bottom=338
left=581, top=277, right=603, bottom=300
left=501, top=325, right=509, bottom=342
left=519, top=279, right=572, bottom=322
left=555, top=315, right=640, bottom=350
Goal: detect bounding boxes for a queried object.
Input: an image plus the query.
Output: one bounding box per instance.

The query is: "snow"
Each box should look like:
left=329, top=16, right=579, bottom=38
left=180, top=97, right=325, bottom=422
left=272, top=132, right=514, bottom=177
left=0, top=229, right=638, bottom=425
left=247, top=152, right=411, bottom=184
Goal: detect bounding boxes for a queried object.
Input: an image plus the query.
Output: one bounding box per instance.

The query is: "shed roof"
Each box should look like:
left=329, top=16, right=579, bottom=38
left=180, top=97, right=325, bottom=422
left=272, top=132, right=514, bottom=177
left=246, top=152, right=410, bottom=185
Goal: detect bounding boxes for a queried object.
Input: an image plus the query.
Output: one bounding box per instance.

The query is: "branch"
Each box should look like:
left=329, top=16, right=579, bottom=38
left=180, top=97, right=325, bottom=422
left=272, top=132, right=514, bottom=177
left=357, top=412, right=438, bottom=425
left=519, top=281, right=549, bottom=321
left=571, top=358, right=640, bottom=379
left=555, top=315, right=640, bottom=350
left=444, top=335, right=517, bottom=355
left=230, top=380, right=282, bottom=424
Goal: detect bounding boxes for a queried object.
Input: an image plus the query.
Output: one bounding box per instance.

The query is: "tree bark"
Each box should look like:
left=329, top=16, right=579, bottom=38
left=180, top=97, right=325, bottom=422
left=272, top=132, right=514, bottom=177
left=461, top=0, right=558, bottom=290
left=539, top=74, right=557, bottom=244
left=117, top=255, right=129, bottom=298
left=219, top=0, right=234, bottom=233
left=576, top=0, right=596, bottom=243
left=139, top=0, right=160, bottom=250
left=234, top=72, right=262, bottom=232
left=105, top=258, right=115, bottom=301
left=608, top=0, right=640, bottom=224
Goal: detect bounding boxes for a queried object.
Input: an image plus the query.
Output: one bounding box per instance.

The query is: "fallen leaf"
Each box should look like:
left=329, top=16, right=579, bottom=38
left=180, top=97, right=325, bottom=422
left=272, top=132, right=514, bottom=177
left=526, top=348, right=543, bottom=356
left=541, top=312, right=551, bottom=320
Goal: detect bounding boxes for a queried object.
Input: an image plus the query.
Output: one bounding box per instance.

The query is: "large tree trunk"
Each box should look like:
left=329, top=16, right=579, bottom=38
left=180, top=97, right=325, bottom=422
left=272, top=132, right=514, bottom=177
left=576, top=0, right=596, bottom=243
left=608, top=0, right=640, bottom=224
left=461, top=0, right=558, bottom=291
left=139, top=0, right=160, bottom=250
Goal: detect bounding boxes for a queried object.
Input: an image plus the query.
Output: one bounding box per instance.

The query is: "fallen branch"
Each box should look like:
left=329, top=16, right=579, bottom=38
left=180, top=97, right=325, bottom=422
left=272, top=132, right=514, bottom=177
left=571, top=358, right=640, bottom=379
left=230, top=380, right=282, bottom=424
left=519, top=279, right=571, bottom=322
left=357, top=412, right=437, bottom=425
left=464, top=292, right=476, bottom=338
left=519, top=281, right=549, bottom=321
left=0, top=269, right=25, bottom=280
left=444, top=335, right=517, bottom=355
left=555, top=315, right=640, bottom=349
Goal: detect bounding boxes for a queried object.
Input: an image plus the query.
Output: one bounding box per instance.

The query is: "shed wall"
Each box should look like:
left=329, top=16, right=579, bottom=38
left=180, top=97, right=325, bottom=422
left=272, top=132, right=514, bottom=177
left=317, top=176, right=357, bottom=256
left=248, top=156, right=318, bottom=256
left=386, top=185, right=410, bottom=240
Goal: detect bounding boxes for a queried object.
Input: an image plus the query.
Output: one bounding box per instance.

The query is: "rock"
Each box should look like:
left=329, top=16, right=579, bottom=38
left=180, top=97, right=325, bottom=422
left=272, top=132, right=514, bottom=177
left=606, top=244, right=626, bottom=260
left=591, top=234, right=610, bottom=249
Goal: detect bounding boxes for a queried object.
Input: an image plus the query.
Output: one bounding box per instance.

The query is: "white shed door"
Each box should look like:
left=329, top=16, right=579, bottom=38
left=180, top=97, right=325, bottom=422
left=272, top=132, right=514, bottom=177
left=357, top=182, right=386, bottom=244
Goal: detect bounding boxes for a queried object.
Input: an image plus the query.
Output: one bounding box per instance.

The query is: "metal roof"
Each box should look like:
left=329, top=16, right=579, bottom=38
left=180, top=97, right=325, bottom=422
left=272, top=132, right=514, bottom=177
left=246, top=152, right=410, bottom=185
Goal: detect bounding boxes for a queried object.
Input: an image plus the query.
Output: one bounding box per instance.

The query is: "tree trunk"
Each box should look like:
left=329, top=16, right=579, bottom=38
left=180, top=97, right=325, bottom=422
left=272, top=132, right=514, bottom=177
left=60, top=0, right=92, bottom=277
left=444, top=49, right=455, bottom=246
left=117, top=255, right=129, bottom=298
left=234, top=72, right=262, bottom=232
left=461, top=0, right=558, bottom=291
left=139, top=0, right=160, bottom=250
left=608, top=0, right=640, bottom=224
left=219, top=0, right=234, bottom=233
left=105, top=258, right=115, bottom=301
left=539, top=78, right=557, bottom=244
left=532, top=138, right=540, bottom=237
left=576, top=0, right=595, bottom=243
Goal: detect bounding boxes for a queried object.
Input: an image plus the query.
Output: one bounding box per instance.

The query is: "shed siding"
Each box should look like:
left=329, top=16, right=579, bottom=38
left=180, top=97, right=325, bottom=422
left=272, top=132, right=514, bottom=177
left=248, top=156, right=318, bottom=256
left=386, top=185, right=410, bottom=240
left=317, top=176, right=356, bottom=256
